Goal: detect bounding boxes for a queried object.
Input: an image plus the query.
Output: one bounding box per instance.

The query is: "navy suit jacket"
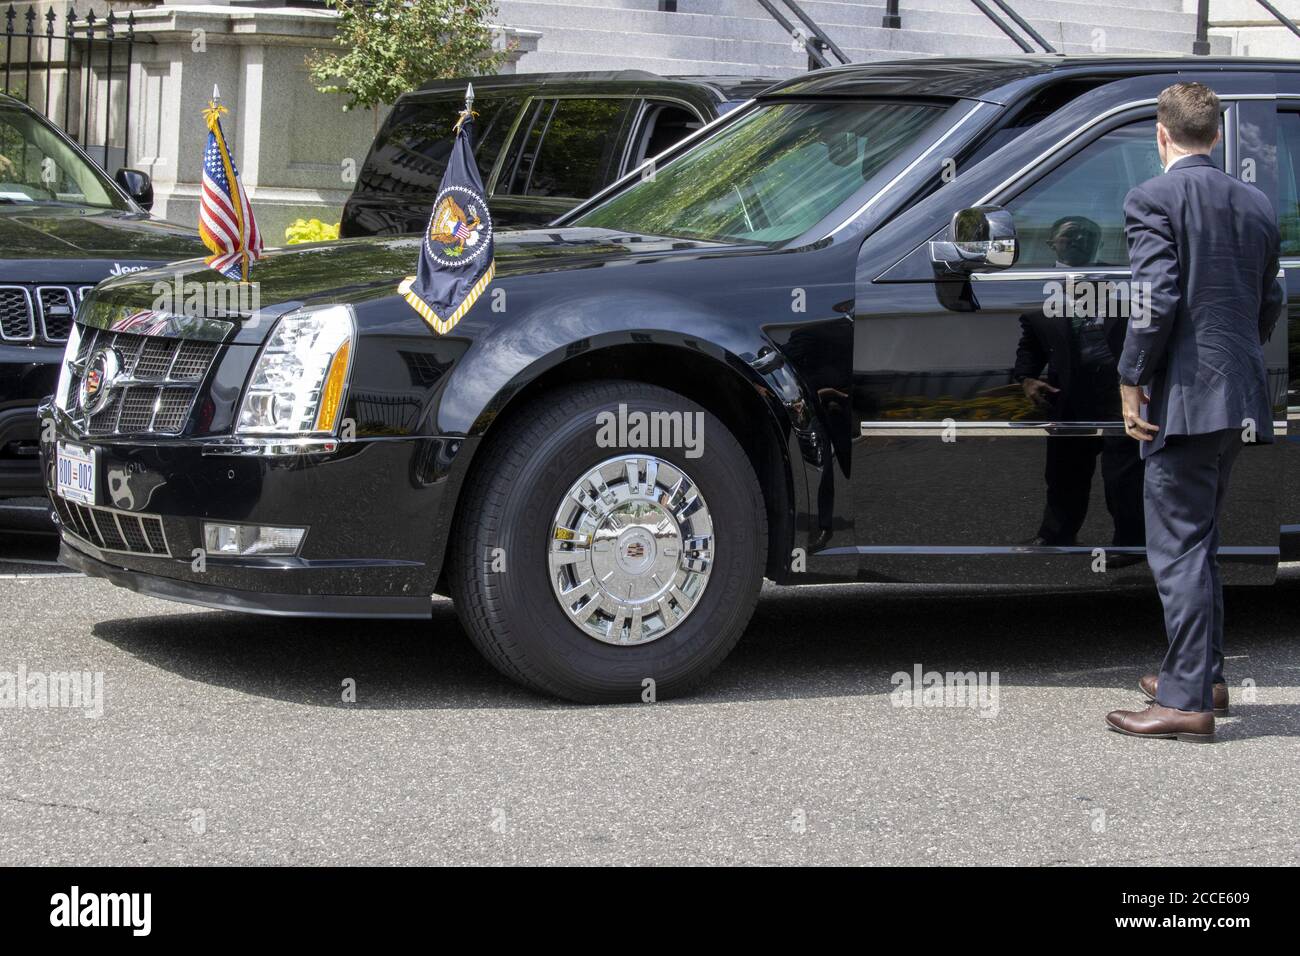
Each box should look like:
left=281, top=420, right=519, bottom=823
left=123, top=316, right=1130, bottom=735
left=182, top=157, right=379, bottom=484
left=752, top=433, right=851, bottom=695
left=1118, top=154, right=1283, bottom=458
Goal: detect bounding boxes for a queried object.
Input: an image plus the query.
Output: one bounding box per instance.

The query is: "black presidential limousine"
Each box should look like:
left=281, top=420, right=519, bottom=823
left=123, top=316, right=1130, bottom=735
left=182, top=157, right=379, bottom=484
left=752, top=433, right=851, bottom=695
left=41, top=57, right=1300, bottom=702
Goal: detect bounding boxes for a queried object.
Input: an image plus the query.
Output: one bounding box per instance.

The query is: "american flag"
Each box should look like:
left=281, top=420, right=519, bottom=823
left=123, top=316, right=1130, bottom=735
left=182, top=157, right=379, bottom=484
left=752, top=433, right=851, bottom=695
left=199, top=99, right=262, bottom=281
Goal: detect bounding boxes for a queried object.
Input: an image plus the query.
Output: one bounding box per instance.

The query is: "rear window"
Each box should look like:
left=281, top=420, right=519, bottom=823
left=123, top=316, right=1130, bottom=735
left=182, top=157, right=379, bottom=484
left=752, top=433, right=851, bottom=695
left=501, top=97, right=631, bottom=199
left=355, top=95, right=521, bottom=197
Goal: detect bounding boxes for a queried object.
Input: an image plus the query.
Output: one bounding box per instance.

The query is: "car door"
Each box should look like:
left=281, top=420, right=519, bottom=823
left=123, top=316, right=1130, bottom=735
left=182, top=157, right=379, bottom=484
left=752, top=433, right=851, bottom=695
left=852, top=78, right=1284, bottom=586
left=1264, top=89, right=1300, bottom=558
left=491, top=96, right=635, bottom=228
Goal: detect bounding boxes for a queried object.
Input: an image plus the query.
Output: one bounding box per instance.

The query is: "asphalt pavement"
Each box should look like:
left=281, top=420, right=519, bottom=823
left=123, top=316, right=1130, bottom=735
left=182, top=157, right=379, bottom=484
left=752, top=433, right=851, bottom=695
left=1, top=515, right=1297, bottom=865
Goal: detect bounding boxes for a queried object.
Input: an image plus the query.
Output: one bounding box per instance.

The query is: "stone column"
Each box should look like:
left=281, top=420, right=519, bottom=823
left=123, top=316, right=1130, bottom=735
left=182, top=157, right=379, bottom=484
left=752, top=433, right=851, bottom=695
left=123, top=2, right=538, bottom=241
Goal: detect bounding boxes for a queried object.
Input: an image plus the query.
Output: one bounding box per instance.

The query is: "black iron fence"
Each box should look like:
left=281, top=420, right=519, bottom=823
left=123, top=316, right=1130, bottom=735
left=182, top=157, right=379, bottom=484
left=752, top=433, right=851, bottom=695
left=2, top=4, right=143, bottom=172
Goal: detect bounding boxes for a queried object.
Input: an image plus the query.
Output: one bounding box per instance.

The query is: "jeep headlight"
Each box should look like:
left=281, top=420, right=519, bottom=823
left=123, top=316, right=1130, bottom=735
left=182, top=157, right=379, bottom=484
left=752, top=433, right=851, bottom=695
left=237, top=305, right=354, bottom=435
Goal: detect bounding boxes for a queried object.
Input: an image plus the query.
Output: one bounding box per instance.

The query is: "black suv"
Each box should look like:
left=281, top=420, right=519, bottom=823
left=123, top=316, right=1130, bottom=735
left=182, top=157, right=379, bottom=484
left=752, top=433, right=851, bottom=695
left=340, top=71, right=775, bottom=236
left=43, top=56, right=1300, bottom=702
left=1, top=94, right=204, bottom=498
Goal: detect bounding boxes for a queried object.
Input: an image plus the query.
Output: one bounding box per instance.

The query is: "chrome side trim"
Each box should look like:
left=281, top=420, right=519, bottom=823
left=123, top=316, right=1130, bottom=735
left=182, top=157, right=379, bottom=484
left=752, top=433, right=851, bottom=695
left=861, top=420, right=1288, bottom=436
left=825, top=101, right=989, bottom=240
left=200, top=436, right=342, bottom=457
left=970, top=269, right=1132, bottom=282
left=817, top=544, right=1274, bottom=556
left=861, top=420, right=1122, bottom=437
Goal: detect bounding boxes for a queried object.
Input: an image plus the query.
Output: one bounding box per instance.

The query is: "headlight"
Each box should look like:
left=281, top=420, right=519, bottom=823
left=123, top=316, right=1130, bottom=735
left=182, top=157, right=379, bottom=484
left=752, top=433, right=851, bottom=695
left=55, top=322, right=82, bottom=413
left=237, top=305, right=354, bottom=435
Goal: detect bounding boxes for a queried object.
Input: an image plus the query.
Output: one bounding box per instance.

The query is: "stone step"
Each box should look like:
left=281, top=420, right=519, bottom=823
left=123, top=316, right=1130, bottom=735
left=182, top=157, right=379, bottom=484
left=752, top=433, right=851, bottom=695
left=498, top=0, right=1228, bottom=75
left=499, top=2, right=1225, bottom=57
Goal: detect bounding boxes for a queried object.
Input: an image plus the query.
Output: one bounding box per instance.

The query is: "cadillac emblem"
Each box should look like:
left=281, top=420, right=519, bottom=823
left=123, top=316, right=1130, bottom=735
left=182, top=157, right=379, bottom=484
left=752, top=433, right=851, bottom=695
left=78, top=347, right=121, bottom=416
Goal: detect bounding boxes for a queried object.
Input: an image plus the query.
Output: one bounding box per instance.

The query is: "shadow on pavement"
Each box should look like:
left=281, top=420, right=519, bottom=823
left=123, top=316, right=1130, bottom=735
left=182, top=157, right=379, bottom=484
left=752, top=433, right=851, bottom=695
left=87, top=577, right=1300, bottom=723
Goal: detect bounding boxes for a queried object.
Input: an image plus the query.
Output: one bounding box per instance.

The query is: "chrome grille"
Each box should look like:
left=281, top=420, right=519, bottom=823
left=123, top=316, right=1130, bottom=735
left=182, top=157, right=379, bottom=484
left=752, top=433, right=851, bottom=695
left=151, top=387, right=193, bottom=432
left=36, top=286, right=76, bottom=341
left=70, top=324, right=221, bottom=436
left=0, top=286, right=34, bottom=340
left=52, top=497, right=170, bottom=557
left=115, top=387, right=158, bottom=432
left=133, top=338, right=175, bottom=379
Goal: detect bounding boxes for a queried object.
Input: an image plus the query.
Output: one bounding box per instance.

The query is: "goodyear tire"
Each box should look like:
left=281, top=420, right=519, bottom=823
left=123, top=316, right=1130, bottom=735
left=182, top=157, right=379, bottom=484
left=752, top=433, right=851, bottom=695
left=450, top=380, right=766, bottom=703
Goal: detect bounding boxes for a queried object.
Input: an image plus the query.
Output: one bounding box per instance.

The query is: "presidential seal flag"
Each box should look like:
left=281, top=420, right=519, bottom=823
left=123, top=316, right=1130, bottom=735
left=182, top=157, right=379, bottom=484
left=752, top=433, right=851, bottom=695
left=399, top=84, right=495, bottom=334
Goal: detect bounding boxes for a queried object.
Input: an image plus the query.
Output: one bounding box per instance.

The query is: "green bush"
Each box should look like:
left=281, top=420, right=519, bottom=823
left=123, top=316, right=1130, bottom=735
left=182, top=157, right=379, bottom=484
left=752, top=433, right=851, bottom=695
left=284, top=219, right=342, bottom=245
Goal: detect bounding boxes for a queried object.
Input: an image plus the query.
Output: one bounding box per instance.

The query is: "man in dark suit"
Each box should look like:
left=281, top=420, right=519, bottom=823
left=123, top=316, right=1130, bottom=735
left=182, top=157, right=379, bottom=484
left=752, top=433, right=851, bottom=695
left=1106, top=82, right=1283, bottom=742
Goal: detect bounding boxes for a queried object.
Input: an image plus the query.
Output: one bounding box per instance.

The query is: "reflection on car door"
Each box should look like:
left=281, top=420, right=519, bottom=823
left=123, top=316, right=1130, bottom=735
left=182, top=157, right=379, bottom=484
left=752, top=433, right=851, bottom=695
left=853, top=103, right=1281, bottom=586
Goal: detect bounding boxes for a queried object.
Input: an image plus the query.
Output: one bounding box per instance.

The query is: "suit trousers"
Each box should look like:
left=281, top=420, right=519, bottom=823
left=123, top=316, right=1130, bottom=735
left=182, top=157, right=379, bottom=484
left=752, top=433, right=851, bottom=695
left=1143, top=429, right=1244, bottom=712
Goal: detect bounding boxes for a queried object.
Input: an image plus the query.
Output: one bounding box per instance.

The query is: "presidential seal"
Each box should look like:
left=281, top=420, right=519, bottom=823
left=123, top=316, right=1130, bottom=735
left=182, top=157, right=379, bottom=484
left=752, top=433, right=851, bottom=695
left=425, top=184, right=492, bottom=269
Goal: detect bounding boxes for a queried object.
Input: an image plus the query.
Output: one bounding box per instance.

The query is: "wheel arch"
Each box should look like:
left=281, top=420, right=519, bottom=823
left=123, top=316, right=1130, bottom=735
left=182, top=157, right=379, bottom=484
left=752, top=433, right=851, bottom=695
left=440, top=337, right=802, bottom=587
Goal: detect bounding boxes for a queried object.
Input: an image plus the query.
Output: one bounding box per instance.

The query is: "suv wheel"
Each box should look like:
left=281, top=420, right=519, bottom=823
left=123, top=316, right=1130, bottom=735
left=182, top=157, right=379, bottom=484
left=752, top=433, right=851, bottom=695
left=450, top=380, right=766, bottom=702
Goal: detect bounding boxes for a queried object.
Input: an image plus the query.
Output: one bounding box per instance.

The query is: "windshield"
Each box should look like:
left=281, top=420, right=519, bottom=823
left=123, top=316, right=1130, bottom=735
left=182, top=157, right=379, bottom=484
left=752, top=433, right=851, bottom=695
left=574, top=100, right=943, bottom=243
left=0, top=105, right=127, bottom=209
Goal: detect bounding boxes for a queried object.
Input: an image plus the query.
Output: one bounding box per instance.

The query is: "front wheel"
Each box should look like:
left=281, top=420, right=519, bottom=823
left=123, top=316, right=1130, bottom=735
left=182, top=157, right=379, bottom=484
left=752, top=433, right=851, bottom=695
left=449, top=380, right=767, bottom=702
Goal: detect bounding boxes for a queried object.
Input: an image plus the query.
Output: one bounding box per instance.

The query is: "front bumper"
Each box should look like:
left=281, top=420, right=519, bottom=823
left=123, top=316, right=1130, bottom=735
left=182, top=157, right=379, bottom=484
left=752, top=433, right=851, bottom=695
left=42, top=421, right=472, bottom=617
left=60, top=540, right=431, bottom=617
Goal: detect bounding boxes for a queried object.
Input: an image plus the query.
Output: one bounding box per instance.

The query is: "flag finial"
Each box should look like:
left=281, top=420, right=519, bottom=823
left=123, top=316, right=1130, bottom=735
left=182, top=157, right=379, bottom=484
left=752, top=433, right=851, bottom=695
left=204, top=84, right=228, bottom=131
left=454, top=83, right=478, bottom=133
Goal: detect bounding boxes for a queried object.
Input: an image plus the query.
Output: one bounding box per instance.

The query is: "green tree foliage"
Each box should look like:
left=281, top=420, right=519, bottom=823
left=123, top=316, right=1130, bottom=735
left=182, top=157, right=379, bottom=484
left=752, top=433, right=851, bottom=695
left=309, top=0, right=507, bottom=111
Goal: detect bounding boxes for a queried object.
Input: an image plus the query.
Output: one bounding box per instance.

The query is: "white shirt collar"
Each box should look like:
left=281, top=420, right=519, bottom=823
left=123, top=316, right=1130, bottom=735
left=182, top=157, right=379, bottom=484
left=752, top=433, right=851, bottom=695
left=1165, top=153, right=1208, bottom=172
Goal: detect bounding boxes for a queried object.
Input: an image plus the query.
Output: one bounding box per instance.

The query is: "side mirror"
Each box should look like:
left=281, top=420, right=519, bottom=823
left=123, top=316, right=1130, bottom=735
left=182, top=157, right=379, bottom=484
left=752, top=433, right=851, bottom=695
left=115, top=168, right=153, bottom=211
left=929, top=205, right=1018, bottom=274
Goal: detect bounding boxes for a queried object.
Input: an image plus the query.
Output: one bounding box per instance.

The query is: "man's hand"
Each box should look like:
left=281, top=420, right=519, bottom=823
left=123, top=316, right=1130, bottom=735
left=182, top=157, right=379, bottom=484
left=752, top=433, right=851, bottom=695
left=1022, top=377, right=1059, bottom=407
left=0, top=154, right=15, bottom=178
left=1120, top=383, right=1158, bottom=441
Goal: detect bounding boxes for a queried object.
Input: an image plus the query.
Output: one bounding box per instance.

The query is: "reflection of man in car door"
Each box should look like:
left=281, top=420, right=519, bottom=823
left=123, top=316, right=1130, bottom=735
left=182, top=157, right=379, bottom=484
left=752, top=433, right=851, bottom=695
left=1013, top=216, right=1145, bottom=548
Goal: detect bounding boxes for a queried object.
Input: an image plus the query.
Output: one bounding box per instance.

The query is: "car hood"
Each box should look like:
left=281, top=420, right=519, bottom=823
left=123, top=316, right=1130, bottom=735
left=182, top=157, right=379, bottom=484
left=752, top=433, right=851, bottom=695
left=87, top=226, right=743, bottom=322
left=0, top=205, right=203, bottom=261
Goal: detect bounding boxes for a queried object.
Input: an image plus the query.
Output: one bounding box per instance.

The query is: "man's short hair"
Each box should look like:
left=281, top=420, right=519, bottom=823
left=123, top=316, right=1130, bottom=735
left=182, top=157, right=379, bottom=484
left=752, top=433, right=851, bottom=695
left=1157, top=82, right=1221, bottom=150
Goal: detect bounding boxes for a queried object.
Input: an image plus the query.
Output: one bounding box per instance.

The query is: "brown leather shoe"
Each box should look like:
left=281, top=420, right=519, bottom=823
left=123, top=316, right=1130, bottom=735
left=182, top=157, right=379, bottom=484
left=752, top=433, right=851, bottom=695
left=1139, top=673, right=1229, bottom=716
left=1106, top=703, right=1215, bottom=742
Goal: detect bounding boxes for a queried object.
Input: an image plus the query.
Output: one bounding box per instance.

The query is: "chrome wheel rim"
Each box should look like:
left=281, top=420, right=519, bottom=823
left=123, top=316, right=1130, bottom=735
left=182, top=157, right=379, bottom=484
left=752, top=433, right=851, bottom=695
left=548, top=455, right=714, bottom=646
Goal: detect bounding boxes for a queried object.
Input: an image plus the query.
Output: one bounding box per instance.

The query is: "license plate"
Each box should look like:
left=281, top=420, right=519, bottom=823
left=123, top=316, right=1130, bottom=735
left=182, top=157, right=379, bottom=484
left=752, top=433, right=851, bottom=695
left=56, top=442, right=96, bottom=506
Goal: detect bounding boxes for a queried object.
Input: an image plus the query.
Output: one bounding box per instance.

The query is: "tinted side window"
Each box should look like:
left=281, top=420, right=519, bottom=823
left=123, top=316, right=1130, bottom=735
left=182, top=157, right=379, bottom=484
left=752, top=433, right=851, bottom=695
left=1005, top=119, right=1224, bottom=270
left=630, top=101, right=703, bottom=166
left=507, top=98, right=630, bottom=199
left=356, top=96, right=521, bottom=196
left=1275, top=111, right=1300, bottom=255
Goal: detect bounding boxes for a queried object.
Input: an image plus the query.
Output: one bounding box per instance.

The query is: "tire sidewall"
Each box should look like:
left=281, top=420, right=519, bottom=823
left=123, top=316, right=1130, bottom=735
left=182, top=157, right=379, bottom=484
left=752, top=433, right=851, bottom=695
left=484, top=388, right=763, bottom=700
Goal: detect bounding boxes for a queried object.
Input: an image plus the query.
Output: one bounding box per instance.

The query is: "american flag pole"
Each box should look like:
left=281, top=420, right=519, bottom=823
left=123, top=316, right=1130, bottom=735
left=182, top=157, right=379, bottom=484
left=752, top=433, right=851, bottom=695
left=200, top=84, right=262, bottom=283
